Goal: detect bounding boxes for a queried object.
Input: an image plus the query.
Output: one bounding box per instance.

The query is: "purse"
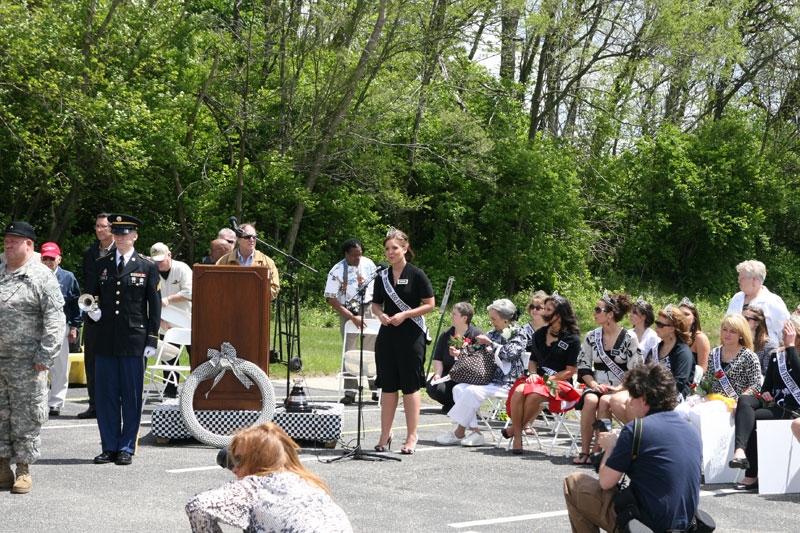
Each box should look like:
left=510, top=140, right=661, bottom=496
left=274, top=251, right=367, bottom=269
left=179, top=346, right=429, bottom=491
left=448, top=345, right=497, bottom=385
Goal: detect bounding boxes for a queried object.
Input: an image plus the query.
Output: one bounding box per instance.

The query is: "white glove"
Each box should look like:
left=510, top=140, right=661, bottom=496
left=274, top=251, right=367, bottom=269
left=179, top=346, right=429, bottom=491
left=88, top=309, right=102, bottom=321
left=143, top=346, right=156, bottom=358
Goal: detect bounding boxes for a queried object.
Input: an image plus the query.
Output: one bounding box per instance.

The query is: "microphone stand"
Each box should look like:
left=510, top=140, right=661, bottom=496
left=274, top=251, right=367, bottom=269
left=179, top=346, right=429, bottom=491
left=231, top=219, right=318, bottom=400
left=327, top=266, right=399, bottom=462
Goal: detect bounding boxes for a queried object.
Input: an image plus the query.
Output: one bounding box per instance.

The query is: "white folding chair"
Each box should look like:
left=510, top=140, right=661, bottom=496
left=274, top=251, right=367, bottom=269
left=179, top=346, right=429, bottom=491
left=160, top=305, right=191, bottom=329
left=479, top=352, right=532, bottom=443
left=144, top=327, right=192, bottom=404
left=337, top=319, right=380, bottom=404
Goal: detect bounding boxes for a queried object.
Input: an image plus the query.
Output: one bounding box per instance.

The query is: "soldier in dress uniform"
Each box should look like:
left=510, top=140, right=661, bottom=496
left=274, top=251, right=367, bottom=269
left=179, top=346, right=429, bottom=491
left=85, top=214, right=161, bottom=466
left=0, top=222, right=66, bottom=494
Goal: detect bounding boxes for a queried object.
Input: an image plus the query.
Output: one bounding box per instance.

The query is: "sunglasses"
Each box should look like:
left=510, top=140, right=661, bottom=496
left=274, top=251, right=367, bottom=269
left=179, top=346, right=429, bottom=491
left=593, top=307, right=611, bottom=314
left=529, top=305, right=543, bottom=311
left=743, top=315, right=759, bottom=323
left=654, top=321, right=673, bottom=328
left=239, top=234, right=257, bottom=240
left=41, top=257, right=57, bottom=261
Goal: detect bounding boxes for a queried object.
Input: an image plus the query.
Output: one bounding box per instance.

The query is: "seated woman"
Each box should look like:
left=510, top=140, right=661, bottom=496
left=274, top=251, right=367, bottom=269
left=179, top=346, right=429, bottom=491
left=505, top=293, right=581, bottom=454
left=630, top=296, right=659, bottom=357
left=675, top=313, right=762, bottom=428
left=185, top=423, right=352, bottom=533
left=522, top=290, right=549, bottom=346
left=679, top=297, right=711, bottom=382
left=609, top=305, right=694, bottom=423
left=729, top=316, right=800, bottom=491
left=434, top=299, right=528, bottom=447
left=743, top=304, right=778, bottom=375
left=426, top=302, right=483, bottom=412
left=573, top=292, right=641, bottom=464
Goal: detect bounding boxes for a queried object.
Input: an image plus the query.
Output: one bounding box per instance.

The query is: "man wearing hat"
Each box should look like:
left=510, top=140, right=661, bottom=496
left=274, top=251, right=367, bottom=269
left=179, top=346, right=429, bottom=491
left=151, top=241, right=192, bottom=397
left=0, top=222, right=66, bottom=493
left=40, top=242, right=82, bottom=417
left=85, top=214, right=161, bottom=466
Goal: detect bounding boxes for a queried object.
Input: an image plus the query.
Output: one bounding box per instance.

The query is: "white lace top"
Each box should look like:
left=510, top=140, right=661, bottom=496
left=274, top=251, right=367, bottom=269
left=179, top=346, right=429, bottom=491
left=185, top=471, right=353, bottom=533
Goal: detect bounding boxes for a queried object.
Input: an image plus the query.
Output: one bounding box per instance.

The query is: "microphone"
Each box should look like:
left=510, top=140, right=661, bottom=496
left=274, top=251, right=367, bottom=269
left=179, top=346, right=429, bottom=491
left=376, top=262, right=388, bottom=271
left=229, top=216, right=243, bottom=237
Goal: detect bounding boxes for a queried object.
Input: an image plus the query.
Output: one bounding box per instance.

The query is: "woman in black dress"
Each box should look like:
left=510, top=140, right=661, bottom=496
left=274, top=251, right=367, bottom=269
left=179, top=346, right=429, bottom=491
left=729, top=317, right=800, bottom=490
left=371, top=228, right=435, bottom=454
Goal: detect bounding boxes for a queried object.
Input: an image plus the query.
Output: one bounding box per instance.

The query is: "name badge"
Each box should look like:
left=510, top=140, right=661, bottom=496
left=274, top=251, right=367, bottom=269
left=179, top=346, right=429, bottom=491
left=397, top=279, right=408, bottom=285
left=610, top=349, right=621, bottom=357
left=557, top=340, right=569, bottom=350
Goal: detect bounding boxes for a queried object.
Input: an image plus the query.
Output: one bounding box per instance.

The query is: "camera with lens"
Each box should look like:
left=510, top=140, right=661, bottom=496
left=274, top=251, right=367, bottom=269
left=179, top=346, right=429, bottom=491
left=216, top=447, right=234, bottom=471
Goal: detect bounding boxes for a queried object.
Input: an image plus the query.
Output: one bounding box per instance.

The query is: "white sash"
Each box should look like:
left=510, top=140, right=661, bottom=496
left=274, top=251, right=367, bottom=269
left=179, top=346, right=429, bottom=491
left=777, top=350, right=800, bottom=405
left=712, top=347, right=738, bottom=399
left=591, top=327, right=625, bottom=382
left=380, top=269, right=429, bottom=338
left=542, top=366, right=557, bottom=376
left=646, top=344, right=660, bottom=364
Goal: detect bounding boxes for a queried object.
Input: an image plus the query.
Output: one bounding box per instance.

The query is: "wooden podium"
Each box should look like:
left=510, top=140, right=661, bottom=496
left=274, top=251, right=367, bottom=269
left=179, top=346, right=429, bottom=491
left=191, top=265, right=271, bottom=410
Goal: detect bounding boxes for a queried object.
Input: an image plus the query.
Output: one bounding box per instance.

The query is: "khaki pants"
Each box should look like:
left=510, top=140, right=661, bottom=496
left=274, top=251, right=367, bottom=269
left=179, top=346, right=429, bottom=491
left=563, top=472, right=618, bottom=533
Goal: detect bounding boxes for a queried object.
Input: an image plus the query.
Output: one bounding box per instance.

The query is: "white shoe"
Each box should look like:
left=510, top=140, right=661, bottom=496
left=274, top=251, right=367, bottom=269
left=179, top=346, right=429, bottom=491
left=460, top=431, right=485, bottom=447
left=435, top=431, right=463, bottom=446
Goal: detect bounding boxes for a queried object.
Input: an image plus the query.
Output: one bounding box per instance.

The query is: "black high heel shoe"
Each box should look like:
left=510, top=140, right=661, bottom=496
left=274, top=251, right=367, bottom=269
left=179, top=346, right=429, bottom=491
left=511, top=437, right=523, bottom=455
left=501, top=428, right=511, bottom=439
left=375, top=433, right=393, bottom=452
left=728, top=457, right=750, bottom=470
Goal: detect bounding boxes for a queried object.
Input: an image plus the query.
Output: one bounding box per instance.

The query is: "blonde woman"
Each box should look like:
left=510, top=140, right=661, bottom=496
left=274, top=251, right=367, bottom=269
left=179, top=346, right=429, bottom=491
left=185, top=423, right=352, bottom=532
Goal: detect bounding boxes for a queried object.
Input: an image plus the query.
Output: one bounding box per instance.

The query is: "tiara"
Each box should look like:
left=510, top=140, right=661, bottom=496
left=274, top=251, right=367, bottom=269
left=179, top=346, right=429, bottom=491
left=601, top=290, right=616, bottom=308
left=662, top=305, right=674, bottom=320
left=386, top=226, right=398, bottom=237
left=635, top=295, right=646, bottom=304
left=550, top=290, right=567, bottom=303
left=679, top=297, right=694, bottom=308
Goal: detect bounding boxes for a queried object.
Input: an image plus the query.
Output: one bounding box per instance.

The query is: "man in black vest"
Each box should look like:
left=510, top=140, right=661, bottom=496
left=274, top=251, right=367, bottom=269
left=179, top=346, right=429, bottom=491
left=86, top=214, right=160, bottom=465
left=77, top=213, right=115, bottom=419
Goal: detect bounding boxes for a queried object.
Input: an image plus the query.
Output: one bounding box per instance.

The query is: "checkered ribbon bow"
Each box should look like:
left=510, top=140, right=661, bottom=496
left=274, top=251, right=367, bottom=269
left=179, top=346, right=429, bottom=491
left=204, top=342, right=254, bottom=398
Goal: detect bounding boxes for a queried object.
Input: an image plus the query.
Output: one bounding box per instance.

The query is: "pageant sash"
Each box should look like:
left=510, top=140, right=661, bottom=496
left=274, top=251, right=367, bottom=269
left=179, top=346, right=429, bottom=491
left=777, top=350, right=800, bottom=405
left=380, top=269, right=429, bottom=338
left=712, top=347, right=739, bottom=399
left=591, top=327, right=625, bottom=382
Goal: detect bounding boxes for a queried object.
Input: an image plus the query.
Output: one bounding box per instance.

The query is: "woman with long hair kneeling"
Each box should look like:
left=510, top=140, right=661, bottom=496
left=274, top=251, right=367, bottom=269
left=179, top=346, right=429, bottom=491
left=185, top=423, right=352, bottom=532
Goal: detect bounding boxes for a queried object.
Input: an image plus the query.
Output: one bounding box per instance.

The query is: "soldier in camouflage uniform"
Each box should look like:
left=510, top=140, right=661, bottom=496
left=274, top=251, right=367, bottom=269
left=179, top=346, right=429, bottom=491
left=0, top=221, right=66, bottom=494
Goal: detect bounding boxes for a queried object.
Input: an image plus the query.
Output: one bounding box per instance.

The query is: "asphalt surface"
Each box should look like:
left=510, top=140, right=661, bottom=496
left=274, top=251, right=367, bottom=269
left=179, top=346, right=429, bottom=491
left=2, top=376, right=799, bottom=532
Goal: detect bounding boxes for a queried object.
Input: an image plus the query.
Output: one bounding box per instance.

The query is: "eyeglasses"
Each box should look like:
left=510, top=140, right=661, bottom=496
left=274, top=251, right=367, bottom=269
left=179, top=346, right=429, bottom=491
left=593, top=307, right=611, bottom=314
left=239, top=234, right=257, bottom=240
left=528, top=305, right=543, bottom=311
left=41, top=257, right=56, bottom=261
left=654, top=321, right=673, bottom=328
left=94, top=224, right=110, bottom=229
left=743, top=315, right=759, bottom=323
left=226, top=239, right=235, bottom=244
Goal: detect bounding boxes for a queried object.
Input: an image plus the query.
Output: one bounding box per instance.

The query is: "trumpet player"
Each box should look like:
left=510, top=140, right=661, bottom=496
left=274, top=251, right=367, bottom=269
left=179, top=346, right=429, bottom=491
left=40, top=242, right=82, bottom=417
left=85, top=214, right=161, bottom=466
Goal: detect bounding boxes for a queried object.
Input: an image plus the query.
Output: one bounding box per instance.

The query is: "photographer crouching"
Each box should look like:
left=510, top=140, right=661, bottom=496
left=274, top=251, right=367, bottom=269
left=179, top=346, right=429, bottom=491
left=563, top=363, right=705, bottom=533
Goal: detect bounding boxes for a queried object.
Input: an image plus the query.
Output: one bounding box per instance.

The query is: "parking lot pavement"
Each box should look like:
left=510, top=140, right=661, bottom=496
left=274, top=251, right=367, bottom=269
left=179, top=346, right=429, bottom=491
left=2, top=377, right=799, bottom=532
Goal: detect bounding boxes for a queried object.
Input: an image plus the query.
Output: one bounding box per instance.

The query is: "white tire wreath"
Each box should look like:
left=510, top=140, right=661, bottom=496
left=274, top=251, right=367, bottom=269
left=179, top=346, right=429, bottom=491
left=180, top=358, right=275, bottom=448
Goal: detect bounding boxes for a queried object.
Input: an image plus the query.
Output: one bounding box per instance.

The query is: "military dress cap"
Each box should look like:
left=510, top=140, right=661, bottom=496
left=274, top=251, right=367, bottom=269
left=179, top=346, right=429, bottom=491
left=109, top=214, right=143, bottom=234
left=2, top=221, right=36, bottom=240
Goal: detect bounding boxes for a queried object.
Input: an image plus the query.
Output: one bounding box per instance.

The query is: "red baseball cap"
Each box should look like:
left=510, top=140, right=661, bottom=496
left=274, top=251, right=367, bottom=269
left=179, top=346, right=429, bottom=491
left=41, top=242, right=61, bottom=258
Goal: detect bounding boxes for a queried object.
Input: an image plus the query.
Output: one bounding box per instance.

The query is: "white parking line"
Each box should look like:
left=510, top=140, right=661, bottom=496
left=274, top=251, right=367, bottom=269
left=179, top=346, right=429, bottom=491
left=447, top=486, right=742, bottom=528
left=42, top=423, right=97, bottom=430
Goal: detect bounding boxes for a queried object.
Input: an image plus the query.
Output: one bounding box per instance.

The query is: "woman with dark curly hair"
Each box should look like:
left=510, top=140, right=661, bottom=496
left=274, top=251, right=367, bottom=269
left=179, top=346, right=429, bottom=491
left=742, top=304, right=778, bottom=375
left=504, top=293, right=580, bottom=454
left=573, top=292, right=641, bottom=464
left=679, top=297, right=711, bottom=381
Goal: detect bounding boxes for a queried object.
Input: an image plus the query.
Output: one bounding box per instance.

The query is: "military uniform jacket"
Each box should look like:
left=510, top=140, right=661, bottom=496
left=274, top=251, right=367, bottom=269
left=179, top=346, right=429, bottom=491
left=88, top=251, right=161, bottom=357
left=0, top=256, right=66, bottom=367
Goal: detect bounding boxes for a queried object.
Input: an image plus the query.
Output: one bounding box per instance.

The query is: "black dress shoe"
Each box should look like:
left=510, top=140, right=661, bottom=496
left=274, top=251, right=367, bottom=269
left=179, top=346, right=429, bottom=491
left=115, top=451, right=133, bottom=466
left=49, top=408, right=60, bottom=417
left=339, top=394, right=355, bottom=405
left=77, top=408, right=97, bottom=419
left=733, top=480, right=758, bottom=491
left=500, top=428, right=511, bottom=439
left=371, top=392, right=380, bottom=402
left=728, top=457, right=750, bottom=470
left=94, top=451, right=117, bottom=464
